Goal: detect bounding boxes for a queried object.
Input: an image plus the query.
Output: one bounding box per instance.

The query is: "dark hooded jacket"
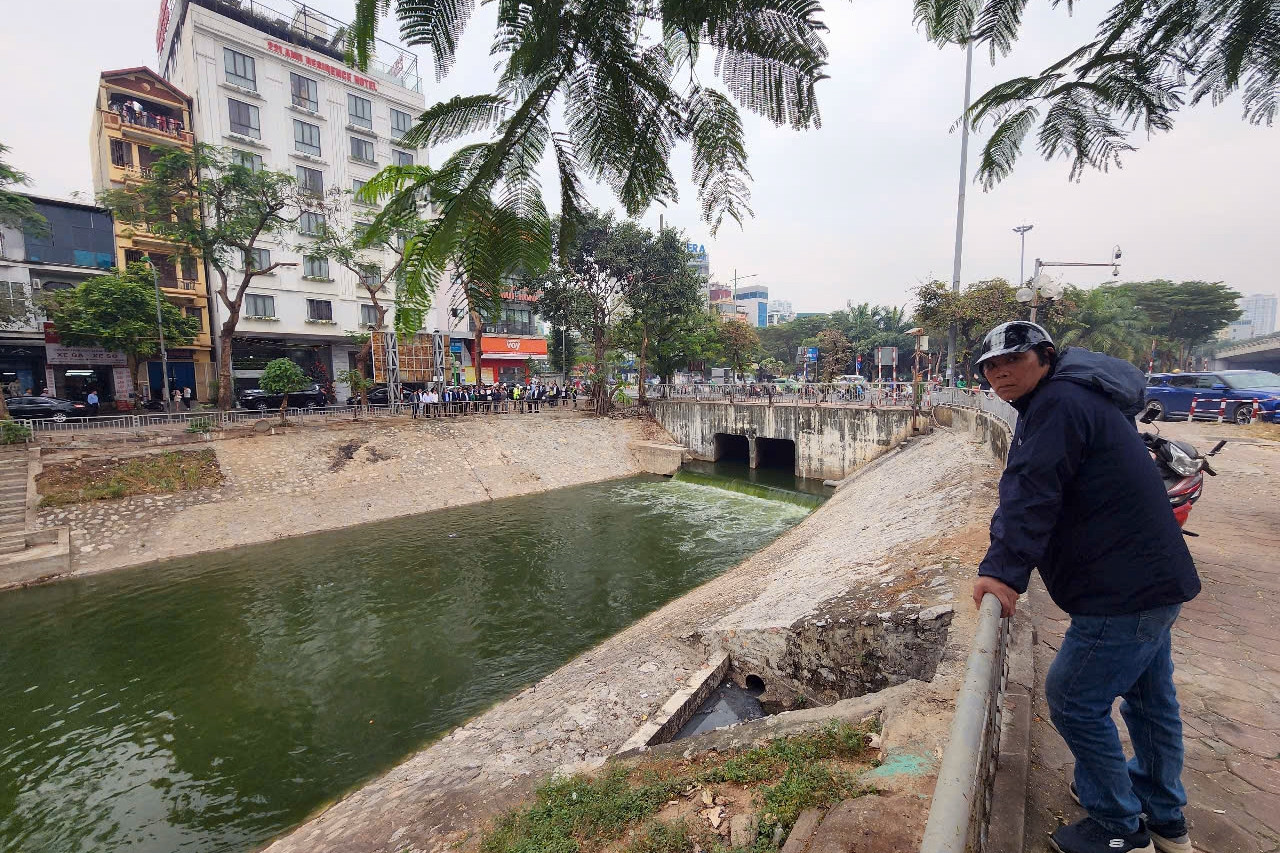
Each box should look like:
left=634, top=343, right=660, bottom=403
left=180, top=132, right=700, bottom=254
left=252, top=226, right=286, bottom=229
left=977, top=347, right=1200, bottom=615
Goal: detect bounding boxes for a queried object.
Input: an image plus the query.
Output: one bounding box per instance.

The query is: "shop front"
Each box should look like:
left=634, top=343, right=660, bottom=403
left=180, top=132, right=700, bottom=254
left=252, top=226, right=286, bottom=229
left=231, top=338, right=336, bottom=401
left=43, top=343, right=130, bottom=407
left=0, top=343, right=47, bottom=398
left=479, top=335, right=549, bottom=385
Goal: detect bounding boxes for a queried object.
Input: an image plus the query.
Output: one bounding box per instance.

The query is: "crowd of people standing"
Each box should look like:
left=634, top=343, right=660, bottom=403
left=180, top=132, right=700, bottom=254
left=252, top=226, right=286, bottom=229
left=404, top=382, right=579, bottom=418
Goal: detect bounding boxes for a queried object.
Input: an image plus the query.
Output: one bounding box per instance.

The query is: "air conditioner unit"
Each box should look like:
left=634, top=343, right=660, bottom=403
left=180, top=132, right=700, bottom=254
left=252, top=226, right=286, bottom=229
left=29, top=279, right=41, bottom=290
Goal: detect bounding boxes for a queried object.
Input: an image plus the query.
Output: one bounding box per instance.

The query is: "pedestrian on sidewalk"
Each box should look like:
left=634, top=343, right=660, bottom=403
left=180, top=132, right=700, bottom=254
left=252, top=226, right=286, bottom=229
left=86, top=389, right=100, bottom=416
left=971, top=321, right=1199, bottom=853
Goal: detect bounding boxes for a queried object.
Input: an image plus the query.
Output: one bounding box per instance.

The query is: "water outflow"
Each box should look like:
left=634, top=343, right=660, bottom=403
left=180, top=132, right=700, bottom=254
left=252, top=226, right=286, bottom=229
left=0, top=476, right=809, bottom=853
left=671, top=468, right=828, bottom=509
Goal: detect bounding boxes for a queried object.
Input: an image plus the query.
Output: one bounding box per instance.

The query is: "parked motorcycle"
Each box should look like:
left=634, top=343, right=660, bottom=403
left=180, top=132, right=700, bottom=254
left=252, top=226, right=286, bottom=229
left=1139, top=402, right=1225, bottom=529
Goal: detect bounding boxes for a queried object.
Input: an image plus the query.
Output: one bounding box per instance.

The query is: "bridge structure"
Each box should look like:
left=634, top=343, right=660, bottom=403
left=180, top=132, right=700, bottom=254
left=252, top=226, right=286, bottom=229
left=1212, top=331, right=1280, bottom=372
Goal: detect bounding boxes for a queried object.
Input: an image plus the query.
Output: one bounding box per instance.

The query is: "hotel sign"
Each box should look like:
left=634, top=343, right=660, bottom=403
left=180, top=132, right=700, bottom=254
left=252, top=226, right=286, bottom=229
left=265, top=40, right=378, bottom=92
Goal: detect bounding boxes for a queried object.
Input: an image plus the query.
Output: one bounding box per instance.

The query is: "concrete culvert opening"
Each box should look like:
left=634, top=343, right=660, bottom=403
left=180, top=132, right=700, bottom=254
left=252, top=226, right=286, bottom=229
left=713, top=433, right=750, bottom=463
left=744, top=674, right=766, bottom=695
left=754, top=437, right=796, bottom=472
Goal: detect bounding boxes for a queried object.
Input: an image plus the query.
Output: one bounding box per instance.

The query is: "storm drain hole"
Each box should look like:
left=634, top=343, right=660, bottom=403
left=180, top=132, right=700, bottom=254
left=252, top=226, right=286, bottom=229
left=672, top=678, right=766, bottom=741
left=744, top=674, right=765, bottom=695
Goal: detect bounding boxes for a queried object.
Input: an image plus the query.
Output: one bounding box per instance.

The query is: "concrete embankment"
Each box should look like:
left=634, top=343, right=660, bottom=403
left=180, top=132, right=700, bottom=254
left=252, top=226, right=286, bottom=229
left=28, top=411, right=669, bottom=582
left=259, top=425, right=1004, bottom=853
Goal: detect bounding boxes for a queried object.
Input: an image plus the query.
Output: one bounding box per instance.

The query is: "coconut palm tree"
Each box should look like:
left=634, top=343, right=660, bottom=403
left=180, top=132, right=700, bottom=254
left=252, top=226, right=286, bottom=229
left=1052, top=286, right=1148, bottom=364
left=349, top=0, right=831, bottom=334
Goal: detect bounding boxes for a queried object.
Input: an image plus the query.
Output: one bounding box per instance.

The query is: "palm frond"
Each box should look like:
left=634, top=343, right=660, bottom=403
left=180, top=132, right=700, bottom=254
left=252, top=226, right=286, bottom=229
left=398, top=94, right=511, bottom=148
left=974, top=104, right=1039, bottom=190
left=686, top=87, right=753, bottom=233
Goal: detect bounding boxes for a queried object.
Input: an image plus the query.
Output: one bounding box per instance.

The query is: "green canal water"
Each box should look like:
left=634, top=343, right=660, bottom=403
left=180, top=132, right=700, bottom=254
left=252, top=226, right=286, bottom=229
left=0, top=473, right=814, bottom=853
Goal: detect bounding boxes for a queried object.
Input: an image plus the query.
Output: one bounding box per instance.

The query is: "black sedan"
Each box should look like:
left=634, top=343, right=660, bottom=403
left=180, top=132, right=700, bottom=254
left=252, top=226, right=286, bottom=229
left=237, top=385, right=329, bottom=411
left=5, top=395, right=90, bottom=421
left=344, top=386, right=410, bottom=406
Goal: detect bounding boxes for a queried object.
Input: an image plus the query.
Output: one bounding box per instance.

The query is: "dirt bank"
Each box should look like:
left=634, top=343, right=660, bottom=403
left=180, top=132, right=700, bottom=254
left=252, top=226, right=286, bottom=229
left=258, top=426, right=1003, bottom=853
left=32, top=411, right=666, bottom=579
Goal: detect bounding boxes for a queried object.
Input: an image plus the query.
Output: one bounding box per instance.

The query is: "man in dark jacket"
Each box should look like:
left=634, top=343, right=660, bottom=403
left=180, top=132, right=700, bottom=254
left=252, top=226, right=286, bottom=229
left=972, top=321, right=1199, bottom=853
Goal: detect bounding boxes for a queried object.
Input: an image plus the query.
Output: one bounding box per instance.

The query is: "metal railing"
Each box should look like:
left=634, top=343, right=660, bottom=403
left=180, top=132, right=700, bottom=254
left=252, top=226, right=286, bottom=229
left=930, top=387, right=1018, bottom=431
left=920, top=594, right=1012, bottom=853
left=647, top=382, right=922, bottom=407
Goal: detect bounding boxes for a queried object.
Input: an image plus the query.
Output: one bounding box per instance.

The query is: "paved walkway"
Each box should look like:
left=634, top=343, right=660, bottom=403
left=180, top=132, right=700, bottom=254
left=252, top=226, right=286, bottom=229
left=1024, top=422, right=1280, bottom=853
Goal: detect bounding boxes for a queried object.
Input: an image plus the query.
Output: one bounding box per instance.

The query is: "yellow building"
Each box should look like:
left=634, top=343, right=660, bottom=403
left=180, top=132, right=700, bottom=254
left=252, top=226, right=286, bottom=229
left=89, top=67, right=216, bottom=406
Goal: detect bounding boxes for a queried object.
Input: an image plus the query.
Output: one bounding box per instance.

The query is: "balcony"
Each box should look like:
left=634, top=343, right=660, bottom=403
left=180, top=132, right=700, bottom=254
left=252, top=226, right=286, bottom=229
left=103, top=109, right=193, bottom=146
left=160, top=277, right=201, bottom=293
left=487, top=321, right=538, bottom=337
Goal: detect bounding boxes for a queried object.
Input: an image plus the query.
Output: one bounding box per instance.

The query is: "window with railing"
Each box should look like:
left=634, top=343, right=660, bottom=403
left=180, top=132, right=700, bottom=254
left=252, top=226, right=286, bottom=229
left=228, top=98, right=261, bottom=139
left=290, top=72, right=318, bottom=111
left=296, top=165, right=323, bottom=195
left=392, top=149, right=413, bottom=166
left=110, top=139, right=133, bottom=168
left=303, top=255, right=329, bottom=279
left=306, top=298, right=333, bottom=321
left=294, top=120, right=321, bottom=156
left=349, top=136, right=375, bottom=164
left=390, top=108, right=413, bottom=141
left=245, top=293, right=275, bottom=318
left=223, top=47, right=257, bottom=90
left=299, top=211, right=325, bottom=235
left=348, top=93, right=372, bottom=129
left=0, top=281, right=27, bottom=315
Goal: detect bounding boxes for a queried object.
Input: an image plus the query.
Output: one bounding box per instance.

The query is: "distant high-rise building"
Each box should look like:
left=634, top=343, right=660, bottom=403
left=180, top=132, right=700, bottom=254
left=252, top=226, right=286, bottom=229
left=735, top=286, right=769, bottom=328
left=767, top=299, right=795, bottom=325
left=1238, top=293, right=1277, bottom=337
left=686, top=242, right=710, bottom=280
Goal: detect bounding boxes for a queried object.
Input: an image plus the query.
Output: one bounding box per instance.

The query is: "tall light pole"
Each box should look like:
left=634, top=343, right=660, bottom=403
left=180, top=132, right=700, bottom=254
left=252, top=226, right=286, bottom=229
left=1013, top=224, right=1033, bottom=287
left=143, top=254, right=173, bottom=413
left=946, top=38, right=975, bottom=386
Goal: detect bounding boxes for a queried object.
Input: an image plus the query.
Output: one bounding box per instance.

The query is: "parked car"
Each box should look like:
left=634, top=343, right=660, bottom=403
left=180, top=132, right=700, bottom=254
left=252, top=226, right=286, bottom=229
left=236, top=385, right=329, bottom=411
left=1143, top=370, right=1280, bottom=423
left=344, top=386, right=410, bottom=406
left=5, top=395, right=90, bottom=422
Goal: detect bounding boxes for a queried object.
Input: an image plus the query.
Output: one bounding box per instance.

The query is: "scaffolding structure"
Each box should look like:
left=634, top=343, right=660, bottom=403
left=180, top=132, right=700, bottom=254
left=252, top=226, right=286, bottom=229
left=371, top=331, right=448, bottom=384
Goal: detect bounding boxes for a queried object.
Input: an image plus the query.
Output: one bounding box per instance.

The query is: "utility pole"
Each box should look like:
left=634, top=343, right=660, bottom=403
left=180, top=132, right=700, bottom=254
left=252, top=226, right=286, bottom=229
left=731, top=268, right=758, bottom=301
left=143, top=254, right=173, bottom=414
left=946, top=38, right=975, bottom=387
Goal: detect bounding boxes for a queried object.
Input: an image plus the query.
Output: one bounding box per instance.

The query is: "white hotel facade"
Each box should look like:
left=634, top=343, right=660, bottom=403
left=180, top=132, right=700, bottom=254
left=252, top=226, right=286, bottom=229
left=155, top=0, right=471, bottom=399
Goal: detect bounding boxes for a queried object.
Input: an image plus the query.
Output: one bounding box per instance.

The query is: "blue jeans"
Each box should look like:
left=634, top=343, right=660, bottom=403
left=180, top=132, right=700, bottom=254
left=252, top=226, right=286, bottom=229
left=1045, top=603, right=1186, bottom=836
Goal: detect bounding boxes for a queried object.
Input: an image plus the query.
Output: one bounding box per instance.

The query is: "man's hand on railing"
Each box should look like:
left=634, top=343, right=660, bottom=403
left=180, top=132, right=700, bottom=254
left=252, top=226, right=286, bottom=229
left=973, top=576, right=1019, bottom=617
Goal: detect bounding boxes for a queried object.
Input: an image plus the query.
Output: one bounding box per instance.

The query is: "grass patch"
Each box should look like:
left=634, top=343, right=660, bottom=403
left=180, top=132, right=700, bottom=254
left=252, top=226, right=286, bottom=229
left=38, top=450, right=223, bottom=507
left=1239, top=421, right=1280, bottom=441
left=478, top=721, right=876, bottom=853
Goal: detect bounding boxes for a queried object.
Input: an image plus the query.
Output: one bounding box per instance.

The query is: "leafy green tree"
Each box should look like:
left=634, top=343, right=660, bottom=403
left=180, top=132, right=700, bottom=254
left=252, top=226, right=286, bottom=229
left=99, top=144, right=305, bottom=409
left=618, top=228, right=705, bottom=403
left=349, top=0, right=828, bottom=324
left=914, top=0, right=1279, bottom=188
left=1111, top=280, right=1241, bottom=368
left=547, top=326, right=579, bottom=377
left=1045, top=286, right=1148, bottom=364
left=0, top=143, right=46, bottom=235
left=648, top=310, right=724, bottom=383
left=338, top=367, right=376, bottom=418
left=259, top=358, right=312, bottom=423
left=43, top=262, right=199, bottom=405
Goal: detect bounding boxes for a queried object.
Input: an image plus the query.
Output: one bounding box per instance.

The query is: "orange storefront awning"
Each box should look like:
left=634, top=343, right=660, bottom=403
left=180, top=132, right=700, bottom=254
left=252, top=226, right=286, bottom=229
left=480, top=336, right=548, bottom=355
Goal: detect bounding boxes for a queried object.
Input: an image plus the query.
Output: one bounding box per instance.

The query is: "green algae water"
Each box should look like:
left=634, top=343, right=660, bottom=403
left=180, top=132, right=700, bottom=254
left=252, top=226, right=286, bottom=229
left=0, top=475, right=809, bottom=853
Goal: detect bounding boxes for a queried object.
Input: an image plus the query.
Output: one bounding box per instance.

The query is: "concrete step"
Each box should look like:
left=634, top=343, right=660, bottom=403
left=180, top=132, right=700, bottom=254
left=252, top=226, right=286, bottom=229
left=0, top=533, right=26, bottom=555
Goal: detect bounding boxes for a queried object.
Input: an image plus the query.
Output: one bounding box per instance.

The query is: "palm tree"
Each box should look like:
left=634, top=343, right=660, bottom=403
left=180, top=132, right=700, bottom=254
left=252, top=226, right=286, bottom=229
left=913, top=0, right=1280, bottom=188
left=1052, top=287, right=1148, bottom=365
left=349, top=0, right=830, bottom=334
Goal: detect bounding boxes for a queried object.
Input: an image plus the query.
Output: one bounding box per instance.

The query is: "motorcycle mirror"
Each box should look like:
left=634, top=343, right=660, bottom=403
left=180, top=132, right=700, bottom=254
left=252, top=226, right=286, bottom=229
left=1140, top=402, right=1161, bottom=424
left=1209, top=440, right=1226, bottom=456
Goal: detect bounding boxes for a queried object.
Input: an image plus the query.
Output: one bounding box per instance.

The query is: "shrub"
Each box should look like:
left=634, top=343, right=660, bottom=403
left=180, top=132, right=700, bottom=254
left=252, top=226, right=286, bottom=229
left=1, top=420, right=32, bottom=445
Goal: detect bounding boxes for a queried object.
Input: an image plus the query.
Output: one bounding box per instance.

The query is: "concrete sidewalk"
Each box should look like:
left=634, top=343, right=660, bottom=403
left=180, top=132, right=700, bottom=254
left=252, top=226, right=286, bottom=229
left=1022, top=423, right=1280, bottom=853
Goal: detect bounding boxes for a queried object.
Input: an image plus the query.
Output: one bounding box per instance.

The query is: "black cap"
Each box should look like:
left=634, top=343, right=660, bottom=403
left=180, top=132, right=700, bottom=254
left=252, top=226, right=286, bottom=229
left=975, top=321, right=1054, bottom=368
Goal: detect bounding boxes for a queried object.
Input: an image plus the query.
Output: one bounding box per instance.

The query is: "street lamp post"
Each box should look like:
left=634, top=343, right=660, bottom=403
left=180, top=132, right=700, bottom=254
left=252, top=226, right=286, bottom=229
left=946, top=38, right=975, bottom=386
left=1013, top=224, right=1033, bottom=287
left=143, top=254, right=173, bottom=414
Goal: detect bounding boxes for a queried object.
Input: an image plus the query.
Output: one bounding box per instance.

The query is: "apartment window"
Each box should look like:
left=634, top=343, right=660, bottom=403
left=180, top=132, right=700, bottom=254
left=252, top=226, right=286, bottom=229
left=303, top=255, right=329, bottom=279
left=296, top=165, right=324, bottom=195
left=299, top=211, right=326, bottom=235
left=392, top=149, right=414, bottom=167
left=245, top=247, right=271, bottom=271
left=347, top=94, right=373, bottom=129
left=360, top=303, right=380, bottom=326
left=245, top=294, right=275, bottom=317
left=358, top=265, right=380, bottom=290
left=306, top=298, right=333, bottom=321
left=228, top=98, right=261, bottom=139
left=294, top=120, right=321, bottom=156
left=223, top=47, right=257, bottom=90
left=110, top=139, right=133, bottom=168
left=349, top=136, right=375, bottom=164
left=231, top=149, right=263, bottom=171
left=0, top=282, right=26, bottom=313
left=290, top=72, right=318, bottom=111
left=390, top=108, right=413, bottom=141
left=180, top=256, right=198, bottom=280
left=186, top=306, right=203, bottom=328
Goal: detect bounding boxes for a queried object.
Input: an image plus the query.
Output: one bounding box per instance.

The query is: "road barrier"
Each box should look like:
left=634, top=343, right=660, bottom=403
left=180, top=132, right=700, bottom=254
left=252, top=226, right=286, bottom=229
left=1185, top=397, right=1259, bottom=424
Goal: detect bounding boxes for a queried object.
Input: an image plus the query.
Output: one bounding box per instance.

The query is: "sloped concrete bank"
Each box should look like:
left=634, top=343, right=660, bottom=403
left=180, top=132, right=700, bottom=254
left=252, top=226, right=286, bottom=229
left=259, top=427, right=1004, bottom=853
left=20, top=411, right=668, bottom=586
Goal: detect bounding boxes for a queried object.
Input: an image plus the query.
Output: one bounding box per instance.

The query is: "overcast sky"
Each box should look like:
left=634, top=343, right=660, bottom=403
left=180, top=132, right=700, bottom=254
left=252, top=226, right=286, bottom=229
left=3, top=0, right=1277, bottom=312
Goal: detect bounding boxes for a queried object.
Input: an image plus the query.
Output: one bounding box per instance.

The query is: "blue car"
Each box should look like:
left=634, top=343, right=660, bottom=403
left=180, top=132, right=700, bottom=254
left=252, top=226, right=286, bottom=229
left=1144, top=370, right=1280, bottom=423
